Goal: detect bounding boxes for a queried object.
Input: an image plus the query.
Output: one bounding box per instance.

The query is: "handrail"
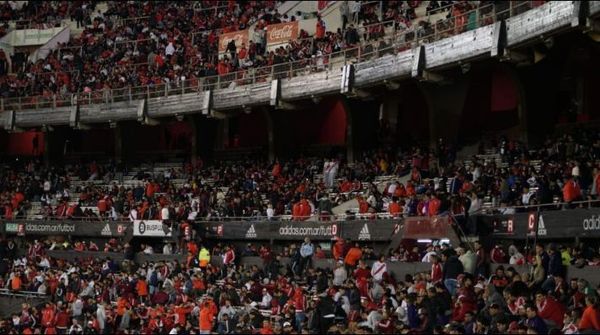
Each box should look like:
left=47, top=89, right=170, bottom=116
left=0, top=288, right=48, bottom=297
left=18, top=198, right=600, bottom=223
left=0, top=1, right=537, bottom=112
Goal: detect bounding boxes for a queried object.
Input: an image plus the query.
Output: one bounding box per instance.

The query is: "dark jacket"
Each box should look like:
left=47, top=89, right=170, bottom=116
left=548, top=252, right=564, bottom=277
left=443, top=256, right=464, bottom=280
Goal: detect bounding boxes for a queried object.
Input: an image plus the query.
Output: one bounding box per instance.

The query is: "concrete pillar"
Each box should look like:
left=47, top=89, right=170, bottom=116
left=263, top=108, right=275, bottom=162
left=379, top=94, right=400, bottom=144
left=346, top=104, right=354, bottom=164
left=418, top=78, right=470, bottom=147
left=189, top=116, right=198, bottom=164
left=499, top=64, right=529, bottom=145
left=43, top=131, right=50, bottom=167
left=575, top=74, right=585, bottom=116
left=114, top=124, right=122, bottom=163
left=215, top=118, right=229, bottom=149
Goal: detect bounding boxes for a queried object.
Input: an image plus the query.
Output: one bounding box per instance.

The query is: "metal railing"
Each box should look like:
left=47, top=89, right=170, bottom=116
left=0, top=1, right=538, bottom=112
left=21, top=197, right=600, bottom=223
left=0, top=288, right=48, bottom=298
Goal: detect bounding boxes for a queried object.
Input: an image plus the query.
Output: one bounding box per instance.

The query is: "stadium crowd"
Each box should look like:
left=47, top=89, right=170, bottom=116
left=0, top=0, right=508, bottom=102
left=1, top=236, right=600, bottom=334
left=0, top=128, right=598, bottom=224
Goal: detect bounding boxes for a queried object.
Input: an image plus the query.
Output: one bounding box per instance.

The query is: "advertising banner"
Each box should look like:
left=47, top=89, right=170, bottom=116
left=480, top=208, right=600, bottom=239
left=133, top=220, right=172, bottom=237
left=203, top=220, right=399, bottom=241
left=219, top=29, right=249, bottom=53
left=3, top=221, right=130, bottom=237
left=403, top=216, right=450, bottom=239
left=266, top=21, right=299, bottom=45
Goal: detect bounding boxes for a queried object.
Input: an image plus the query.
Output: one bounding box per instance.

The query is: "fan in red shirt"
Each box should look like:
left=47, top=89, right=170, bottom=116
left=535, top=292, right=565, bottom=328
left=388, top=197, right=402, bottom=218
left=353, top=261, right=371, bottom=281
left=332, top=237, right=346, bottom=261
left=54, top=305, right=70, bottom=333
left=41, top=303, right=56, bottom=328
left=428, top=193, right=441, bottom=216
left=430, top=255, right=443, bottom=283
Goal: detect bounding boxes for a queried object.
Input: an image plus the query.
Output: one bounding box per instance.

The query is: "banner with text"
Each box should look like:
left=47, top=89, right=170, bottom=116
left=133, top=220, right=172, bottom=237
left=219, top=29, right=249, bottom=53
left=266, top=21, right=299, bottom=46
left=203, top=220, right=400, bottom=241
left=477, top=208, right=600, bottom=239
left=3, top=221, right=130, bottom=237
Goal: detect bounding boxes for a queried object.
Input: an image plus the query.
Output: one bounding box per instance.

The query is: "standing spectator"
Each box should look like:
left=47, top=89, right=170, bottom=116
left=371, top=255, right=387, bottom=283
left=441, top=251, right=463, bottom=296
left=474, top=241, right=488, bottom=277
left=222, top=245, right=236, bottom=268
left=299, top=237, right=314, bottom=273
left=333, top=261, right=347, bottom=286
left=340, top=1, right=350, bottom=30
left=199, top=300, right=215, bottom=335
left=543, top=244, right=564, bottom=292
left=350, top=1, right=361, bottom=24
left=430, top=255, right=442, bottom=284
left=226, top=39, right=237, bottom=63
left=457, top=246, right=476, bottom=275
left=344, top=243, right=362, bottom=270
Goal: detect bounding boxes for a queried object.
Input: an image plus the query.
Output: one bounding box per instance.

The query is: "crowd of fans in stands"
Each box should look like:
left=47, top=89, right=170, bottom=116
left=0, top=0, right=507, bottom=102
left=0, top=128, right=597, bottom=224
left=1, top=235, right=600, bottom=334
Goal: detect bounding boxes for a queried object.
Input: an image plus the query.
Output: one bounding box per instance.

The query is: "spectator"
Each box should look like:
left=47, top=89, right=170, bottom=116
left=579, top=295, right=600, bottom=332
left=299, top=237, right=314, bottom=273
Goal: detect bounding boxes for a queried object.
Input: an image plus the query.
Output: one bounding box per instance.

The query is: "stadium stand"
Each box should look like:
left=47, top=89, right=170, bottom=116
left=0, top=1, right=542, bottom=105
left=0, top=1, right=599, bottom=335
left=0, top=128, right=597, bottom=224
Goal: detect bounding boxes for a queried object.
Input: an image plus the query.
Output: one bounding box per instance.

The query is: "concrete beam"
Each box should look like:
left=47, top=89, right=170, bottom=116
left=136, top=99, right=159, bottom=125
left=270, top=79, right=300, bottom=110
left=3, top=110, right=22, bottom=132
left=572, top=0, right=588, bottom=28
left=270, top=79, right=280, bottom=107
left=209, top=110, right=228, bottom=119
left=347, top=88, right=372, bottom=99
left=275, top=101, right=300, bottom=110
left=201, top=90, right=212, bottom=115
left=501, top=49, right=531, bottom=64
left=383, top=79, right=400, bottom=90
left=340, top=64, right=354, bottom=94
left=69, top=105, right=90, bottom=130
left=411, top=45, right=425, bottom=79
left=491, top=20, right=507, bottom=58
left=419, top=71, right=446, bottom=83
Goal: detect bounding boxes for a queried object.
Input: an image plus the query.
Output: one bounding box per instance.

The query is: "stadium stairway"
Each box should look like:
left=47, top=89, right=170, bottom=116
left=63, top=2, right=109, bottom=37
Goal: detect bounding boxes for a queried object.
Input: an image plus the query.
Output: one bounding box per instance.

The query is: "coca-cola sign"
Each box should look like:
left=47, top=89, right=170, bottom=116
left=266, top=21, right=299, bottom=45
left=218, top=30, right=249, bottom=54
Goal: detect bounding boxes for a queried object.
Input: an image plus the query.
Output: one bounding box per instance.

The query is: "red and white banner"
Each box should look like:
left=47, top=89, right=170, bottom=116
left=266, top=21, right=299, bottom=45
left=218, top=29, right=249, bottom=53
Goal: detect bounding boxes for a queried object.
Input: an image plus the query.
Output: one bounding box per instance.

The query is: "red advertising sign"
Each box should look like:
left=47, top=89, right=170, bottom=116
left=218, top=29, right=249, bottom=53
left=266, top=21, right=299, bottom=45
left=403, top=216, right=450, bottom=239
